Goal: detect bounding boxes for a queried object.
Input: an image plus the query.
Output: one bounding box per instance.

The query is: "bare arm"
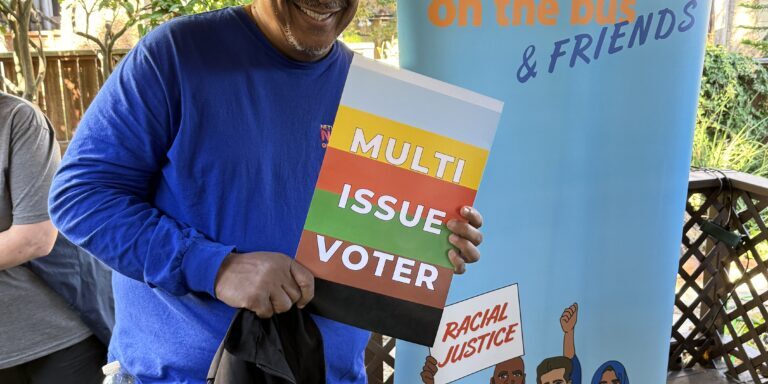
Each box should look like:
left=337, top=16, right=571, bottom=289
left=0, top=220, right=57, bottom=270
left=561, top=303, right=578, bottom=359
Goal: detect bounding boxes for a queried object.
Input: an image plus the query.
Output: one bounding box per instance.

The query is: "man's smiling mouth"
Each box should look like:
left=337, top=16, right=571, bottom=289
left=291, top=0, right=341, bottom=21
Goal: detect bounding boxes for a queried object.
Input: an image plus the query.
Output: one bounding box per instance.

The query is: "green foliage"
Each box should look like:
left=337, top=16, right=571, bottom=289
left=698, top=45, right=768, bottom=139
left=343, top=0, right=397, bottom=59
left=738, top=0, right=768, bottom=56
left=692, top=46, right=768, bottom=177
left=137, top=0, right=244, bottom=36
left=742, top=39, right=768, bottom=55
left=691, top=112, right=768, bottom=177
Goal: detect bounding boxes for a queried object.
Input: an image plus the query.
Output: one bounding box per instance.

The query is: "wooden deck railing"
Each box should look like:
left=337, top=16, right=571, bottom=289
left=670, top=170, right=768, bottom=383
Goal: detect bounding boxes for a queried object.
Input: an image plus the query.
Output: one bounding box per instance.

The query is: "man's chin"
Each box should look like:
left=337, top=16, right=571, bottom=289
left=283, top=26, right=336, bottom=59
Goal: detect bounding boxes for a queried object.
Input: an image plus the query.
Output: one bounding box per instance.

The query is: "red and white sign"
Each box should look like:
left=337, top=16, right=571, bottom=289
left=429, top=284, right=524, bottom=383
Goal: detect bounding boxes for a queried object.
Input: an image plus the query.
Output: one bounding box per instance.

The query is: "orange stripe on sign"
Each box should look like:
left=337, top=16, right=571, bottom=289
left=296, top=230, right=453, bottom=309
left=317, top=148, right=477, bottom=221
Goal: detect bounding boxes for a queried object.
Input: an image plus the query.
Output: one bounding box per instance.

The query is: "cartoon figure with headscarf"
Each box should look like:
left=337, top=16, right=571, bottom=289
left=590, top=361, right=629, bottom=384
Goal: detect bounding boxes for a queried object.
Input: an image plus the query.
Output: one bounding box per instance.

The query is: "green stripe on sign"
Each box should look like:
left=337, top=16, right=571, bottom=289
left=304, top=189, right=454, bottom=269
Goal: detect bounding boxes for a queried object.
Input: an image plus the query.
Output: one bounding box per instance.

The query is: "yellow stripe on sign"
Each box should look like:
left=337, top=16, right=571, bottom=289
left=329, top=106, right=489, bottom=190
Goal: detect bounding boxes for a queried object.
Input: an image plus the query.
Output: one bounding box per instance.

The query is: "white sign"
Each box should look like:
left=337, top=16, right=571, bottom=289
left=429, top=284, right=524, bottom=383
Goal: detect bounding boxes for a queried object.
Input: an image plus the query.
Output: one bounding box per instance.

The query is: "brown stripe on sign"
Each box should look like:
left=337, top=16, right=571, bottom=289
left=296, top=230, right=453, bottom=309
left=309, top=278, right=443, bottom=347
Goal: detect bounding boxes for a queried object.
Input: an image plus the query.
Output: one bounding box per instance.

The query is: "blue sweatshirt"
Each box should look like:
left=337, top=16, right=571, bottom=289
left=49, top=7, right=370, bottom=383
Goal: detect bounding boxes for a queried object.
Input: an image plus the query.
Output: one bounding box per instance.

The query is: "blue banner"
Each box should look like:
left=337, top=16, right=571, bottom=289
left=395, top=1, right=711, bottom=383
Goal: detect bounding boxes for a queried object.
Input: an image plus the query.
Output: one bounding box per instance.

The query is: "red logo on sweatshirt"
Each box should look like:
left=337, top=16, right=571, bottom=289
left=320, top=125, right=333, bottom=148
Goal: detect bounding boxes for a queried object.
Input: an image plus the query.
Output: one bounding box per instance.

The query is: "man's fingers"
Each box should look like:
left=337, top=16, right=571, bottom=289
left=250, top=293, right=274, bottom=319
left=421, top=371, right=435, bottom=383
left=449, top=235, right=480, bottom=263
left=424, top=355, right=438, bottom=374
left=448, top=249, right=466, bottom=274
left=291, top=260, right=315, bottom=308
left=270, top=290, right=294, bottom=314
left=447, top=220, right=483, bottom=246
left=283, top=281, right=302, bottom=304
left=460, top=206, right=483, bottom=229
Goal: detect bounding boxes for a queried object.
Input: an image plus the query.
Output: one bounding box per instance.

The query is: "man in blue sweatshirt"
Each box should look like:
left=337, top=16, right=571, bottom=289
left=49, top=1, right=486, bottom=383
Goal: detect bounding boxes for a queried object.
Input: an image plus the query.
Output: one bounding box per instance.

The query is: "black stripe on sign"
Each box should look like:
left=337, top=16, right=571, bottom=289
left=307, top=278, right=443, bottom=347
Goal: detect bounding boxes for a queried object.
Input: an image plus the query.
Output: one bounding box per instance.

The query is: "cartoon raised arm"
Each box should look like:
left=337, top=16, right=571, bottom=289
left=421, top=355, right=438, bottom=384
left=560, top=303, right=578, bottom=359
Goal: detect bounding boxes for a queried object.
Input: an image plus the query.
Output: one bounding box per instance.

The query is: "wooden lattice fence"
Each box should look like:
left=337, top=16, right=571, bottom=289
left=671, top=170, right=768, bottom=383
left=366, top=334, right=396, bottom=384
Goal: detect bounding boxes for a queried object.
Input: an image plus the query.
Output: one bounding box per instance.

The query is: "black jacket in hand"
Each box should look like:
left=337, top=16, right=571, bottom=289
left=207, top=307, right=326, bottom=384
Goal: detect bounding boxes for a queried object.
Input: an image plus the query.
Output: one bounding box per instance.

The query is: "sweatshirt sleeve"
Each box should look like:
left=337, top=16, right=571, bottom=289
left=48, top=39, right=233, bottom=297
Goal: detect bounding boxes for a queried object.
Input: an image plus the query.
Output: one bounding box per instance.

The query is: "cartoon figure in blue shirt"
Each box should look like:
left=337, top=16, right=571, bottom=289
left=536, top=303, right=581, bottom=384
left=590, top=361, right=629, bottom=384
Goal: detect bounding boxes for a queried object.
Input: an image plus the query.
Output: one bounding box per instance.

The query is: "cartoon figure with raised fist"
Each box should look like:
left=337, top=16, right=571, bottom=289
left=536, top=303, right=582, bottom=384
left=419, top=301, right=631, bottom=384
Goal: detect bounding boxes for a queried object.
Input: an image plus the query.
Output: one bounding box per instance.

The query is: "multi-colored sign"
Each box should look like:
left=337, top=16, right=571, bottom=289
left=429, top=285, right=524, bottom=384
left=297, top=56, right=503, bottom=346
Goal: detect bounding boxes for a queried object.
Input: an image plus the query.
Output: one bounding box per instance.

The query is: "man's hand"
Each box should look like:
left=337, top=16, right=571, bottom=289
left=447, top=206, right=484, bottom=274
left=421, top=355, right=438, bottom=384
left=560, top=303, right=578, bottom=334
left=214, top=252, right=314, bottom=318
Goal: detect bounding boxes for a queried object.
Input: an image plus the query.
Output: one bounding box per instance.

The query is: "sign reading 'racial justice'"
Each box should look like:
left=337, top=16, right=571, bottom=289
left=297, top=56, right=503, bottom=346
left=430, top=285, right=524, bottom=383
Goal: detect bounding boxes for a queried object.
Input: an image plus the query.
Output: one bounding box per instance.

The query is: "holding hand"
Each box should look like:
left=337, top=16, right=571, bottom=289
left=447, top=206, right=484, bottom=275
left=421, top=355, right=438, bottom=384
left=214, top=252, right=314, bottom=318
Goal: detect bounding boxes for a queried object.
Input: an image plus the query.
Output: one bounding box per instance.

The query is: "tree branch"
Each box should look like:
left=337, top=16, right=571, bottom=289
left=0, top=0, right=19, bottom=21
left=111, top=17, right=138, bottom=46
left=31, top=10, right=45, bottom=89
left=32, top=8, right=60, bottom=28
left=74, top=30, right=108, bottom=54
left=2, top=76, right=20, bottom=94
left=0, top=1, right=12, bottom=15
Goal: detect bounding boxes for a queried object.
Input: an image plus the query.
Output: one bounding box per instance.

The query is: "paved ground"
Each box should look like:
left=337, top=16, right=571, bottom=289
left=668, top=368, right=740, bottom=384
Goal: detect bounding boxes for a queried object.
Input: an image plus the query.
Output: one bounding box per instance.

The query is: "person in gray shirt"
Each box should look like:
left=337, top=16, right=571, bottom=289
left=0, top=91, right=105, bottom=383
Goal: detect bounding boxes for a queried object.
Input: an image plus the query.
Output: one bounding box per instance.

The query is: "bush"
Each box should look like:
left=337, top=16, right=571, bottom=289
left=692, top=46, right=768, bottom=177
left=698, top=45, right=768, bottom=140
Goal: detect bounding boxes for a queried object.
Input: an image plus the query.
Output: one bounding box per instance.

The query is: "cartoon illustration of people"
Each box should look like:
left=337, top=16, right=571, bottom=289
left=590, top=361, right=629, bottom=384
left=490, top=357, right=526, bottom=384
left=536, top=303, right=581, bottom=384
left=536, top=356, right=575, bottom=384
left=419, top=302, right=630, bottom=384
left=421, top=355, right=526, bottom=384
